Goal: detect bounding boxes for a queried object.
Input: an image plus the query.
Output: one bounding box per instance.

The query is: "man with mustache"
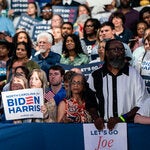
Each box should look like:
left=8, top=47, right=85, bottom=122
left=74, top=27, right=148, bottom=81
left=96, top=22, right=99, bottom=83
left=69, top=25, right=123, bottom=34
left=87, top=39, right=149, bottom=130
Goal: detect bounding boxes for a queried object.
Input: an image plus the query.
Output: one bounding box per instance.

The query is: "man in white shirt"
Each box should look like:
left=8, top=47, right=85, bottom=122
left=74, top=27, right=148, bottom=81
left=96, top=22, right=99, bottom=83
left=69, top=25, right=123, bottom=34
left=87, top=39, right=148, bottom=130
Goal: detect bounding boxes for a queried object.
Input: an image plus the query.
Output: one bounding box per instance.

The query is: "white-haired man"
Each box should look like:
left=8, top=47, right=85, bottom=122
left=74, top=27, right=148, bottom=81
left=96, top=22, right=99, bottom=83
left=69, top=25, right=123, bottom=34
left=32, top=32, right=61, bottom=76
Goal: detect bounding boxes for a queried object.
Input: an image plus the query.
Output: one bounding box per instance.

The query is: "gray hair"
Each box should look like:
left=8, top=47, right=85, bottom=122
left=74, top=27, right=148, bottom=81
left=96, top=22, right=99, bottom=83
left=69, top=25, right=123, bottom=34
left=37, top=32, right=53, bottom=44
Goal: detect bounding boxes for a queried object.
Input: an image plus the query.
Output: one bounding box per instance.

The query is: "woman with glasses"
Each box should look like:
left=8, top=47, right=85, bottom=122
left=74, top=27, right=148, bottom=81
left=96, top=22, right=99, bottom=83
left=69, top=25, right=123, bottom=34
left=82, top=18, right=101, bottom=59
left=57, top=73, right=92, bottom=123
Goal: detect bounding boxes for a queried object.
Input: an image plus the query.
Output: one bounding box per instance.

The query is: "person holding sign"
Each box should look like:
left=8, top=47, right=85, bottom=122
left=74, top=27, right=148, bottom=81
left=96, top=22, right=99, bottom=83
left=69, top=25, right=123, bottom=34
left=60, top=34, right=89, bottom=66
left=57, top=73, right=92, bottom=123
left=13, top=2, right=41, bottom=29
left=133, top=35, right=150, bottom=93
left=9, top=74, right=28, bottom=124
left=73, top=4, right=91, bottom=38
left=29, top=69, right=57, bottom=123
left=87, top=39, right=149, bottom=130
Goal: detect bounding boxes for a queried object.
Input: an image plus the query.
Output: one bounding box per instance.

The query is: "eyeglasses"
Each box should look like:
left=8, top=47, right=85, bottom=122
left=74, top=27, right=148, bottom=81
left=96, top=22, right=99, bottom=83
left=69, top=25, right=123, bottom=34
left=42, top=9, right=52, bottom=13
left=71, top=81, right=83, bottom=86
left=108, top=48, right=125, bottom=52
left=85, top=25, right=94, bottom=28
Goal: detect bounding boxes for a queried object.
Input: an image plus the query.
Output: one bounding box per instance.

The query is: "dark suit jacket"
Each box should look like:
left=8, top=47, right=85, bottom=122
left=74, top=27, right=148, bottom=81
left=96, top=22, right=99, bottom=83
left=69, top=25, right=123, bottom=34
left=57, top=1, right=80, bottom=6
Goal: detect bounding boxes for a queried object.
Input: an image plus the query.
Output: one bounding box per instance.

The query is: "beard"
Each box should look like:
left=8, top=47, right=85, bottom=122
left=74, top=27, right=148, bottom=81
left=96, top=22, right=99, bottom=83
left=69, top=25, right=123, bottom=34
left=107, top=55, right=125, bottom=69
left=121, top=2, right=130, bottom=8
left=39, top=49, right=46, bottom=53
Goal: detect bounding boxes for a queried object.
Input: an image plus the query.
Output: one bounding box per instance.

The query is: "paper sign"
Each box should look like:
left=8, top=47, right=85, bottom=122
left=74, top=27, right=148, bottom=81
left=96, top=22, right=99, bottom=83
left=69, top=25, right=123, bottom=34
left=87, top=0, right=113, bottom=7
left=16, top=13, right=39, bottom=33
left=92, top=12, right=112, bottom=24
left=0, top=61, right=6, bottom=81
left=32, top=23, right=51, bottom=41
left=2, top=88, right=44, bottom=120
left=52, top=6, right=78, bottom=24
left=59, top=62, right=103, bottom=79
left=11, top=0, right=28, bottom=15
left=83, top=123, right=127, bottom=150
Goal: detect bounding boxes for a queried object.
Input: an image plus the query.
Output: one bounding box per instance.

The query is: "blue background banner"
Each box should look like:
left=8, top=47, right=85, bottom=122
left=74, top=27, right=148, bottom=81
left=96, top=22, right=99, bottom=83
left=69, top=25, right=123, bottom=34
left=0, top=123, right=149, bottom=150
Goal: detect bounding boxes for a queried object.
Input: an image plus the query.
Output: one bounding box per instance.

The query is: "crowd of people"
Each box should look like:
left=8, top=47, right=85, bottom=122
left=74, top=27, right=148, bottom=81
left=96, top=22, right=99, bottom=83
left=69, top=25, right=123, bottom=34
left=0, top=0, right=150, bottom=130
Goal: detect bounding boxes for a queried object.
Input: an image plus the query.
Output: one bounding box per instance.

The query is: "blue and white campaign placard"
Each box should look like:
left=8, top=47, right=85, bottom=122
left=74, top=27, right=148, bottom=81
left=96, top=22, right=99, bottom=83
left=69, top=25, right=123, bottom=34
left=59, top=61, right=103, bottom=79
left=52, top=6, right=78, bottom=24
left=32, top=23, right=51, bottom=41
left=2, top=88, right=44, bottom=120
left=11, top=0, right=28, bottom=15
left=16, top=13, right=39, bottom=33
left=83, top=123, right=127, bottom=150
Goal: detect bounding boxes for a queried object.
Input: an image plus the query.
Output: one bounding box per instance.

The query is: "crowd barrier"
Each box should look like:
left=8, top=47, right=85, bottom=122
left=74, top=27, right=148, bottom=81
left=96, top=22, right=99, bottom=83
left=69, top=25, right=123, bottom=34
left=0, top=123, right=149, bottom=150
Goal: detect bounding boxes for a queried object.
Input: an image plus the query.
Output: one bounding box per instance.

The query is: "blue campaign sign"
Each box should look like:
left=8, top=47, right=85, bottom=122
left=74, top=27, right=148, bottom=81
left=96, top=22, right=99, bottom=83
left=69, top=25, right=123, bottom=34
left=11, top=0, right=28, bottom=15
left=52, top=6, right=78, bottom=24
left=35, top=0, right=51, bottom=9
left=141, top=75, right=150, bottom=93
left=59, top=61, right=104, bottom=79
left=16, top=13, right=40, bottom=33
left=31, top=23, right=51, bottom=41
left=0, top=61, right=6, bottom=81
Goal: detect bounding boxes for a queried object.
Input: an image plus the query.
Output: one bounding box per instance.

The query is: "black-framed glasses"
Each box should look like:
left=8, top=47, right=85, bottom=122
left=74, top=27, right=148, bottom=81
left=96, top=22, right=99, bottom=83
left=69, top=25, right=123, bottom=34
left=71, top=81, right=83, bottom=86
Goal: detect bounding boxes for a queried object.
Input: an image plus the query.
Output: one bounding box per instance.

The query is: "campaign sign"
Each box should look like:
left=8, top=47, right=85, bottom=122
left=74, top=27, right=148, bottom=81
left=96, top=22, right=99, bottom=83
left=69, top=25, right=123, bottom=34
left=92, top=12, right=111, bottom=24
left=141, top=75, right=150, bottom=93
left=59, top=62, right=103, bottom=79
left=11, top=0, right=28, bottom=15
left=87, top=0, right=113, bottom=7
left=32, top=23, right=51, bottom=41
left=16, top=13, right=40, bottom=33
left=52, top=6, right=78, bottom=24
left=2, top=88, right=44, bottom=120
left=0, top=61, right=6, bottom=81
left=83, top=123, right=127, bottom=150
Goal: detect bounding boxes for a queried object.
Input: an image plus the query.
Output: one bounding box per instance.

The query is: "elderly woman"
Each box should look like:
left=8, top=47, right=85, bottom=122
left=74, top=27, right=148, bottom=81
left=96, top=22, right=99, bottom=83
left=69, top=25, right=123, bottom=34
left=57, top=73, right=92, bottom=123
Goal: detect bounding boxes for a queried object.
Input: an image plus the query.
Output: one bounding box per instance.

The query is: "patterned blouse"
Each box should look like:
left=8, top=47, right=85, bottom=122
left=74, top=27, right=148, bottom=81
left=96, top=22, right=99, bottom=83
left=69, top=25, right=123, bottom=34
left=63, top=97, right=92, bottom=123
